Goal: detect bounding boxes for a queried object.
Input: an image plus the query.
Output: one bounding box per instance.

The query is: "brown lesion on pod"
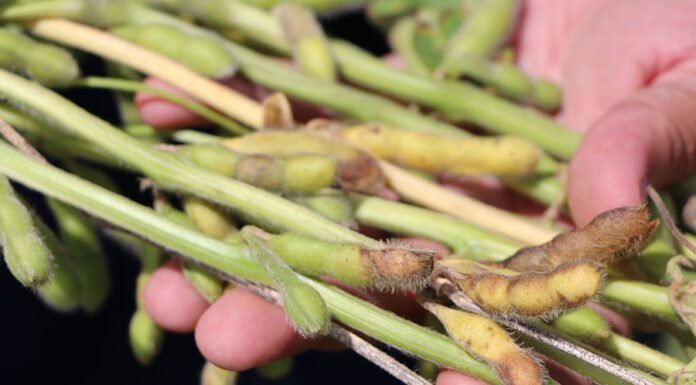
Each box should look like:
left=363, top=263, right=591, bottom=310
left=503, top=204, right=658, bottom=273
left=262, top=92, right=294, bottom=130
left=361, top=246, right=436, bottom=291
left=423, top=301, right=545, bottom=385
left=440, top=259, right=603, bottom=318
left=222, top=131, right=387, bottom=195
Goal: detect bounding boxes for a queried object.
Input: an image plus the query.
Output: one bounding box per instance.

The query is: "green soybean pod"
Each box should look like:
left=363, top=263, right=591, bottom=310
left=201, top=361, right=237, bottom=385
left=257, top=357, right=294, bottom=380
left=129, top=308, right=165, bottom=365
left=22, top=43, right=80, bottom=87
left=112, top=24, right=235, bottom=79
left=0, top=29, right=24, bottom=72
left=46, top=198, right=110, bottom=313
left=179, top=34, right=237, bottom=79
left=531, top=78, right=562, bottom=112
left=273, top=3, right=336, bottom=81
left=157, top=197, right=225, bottom=303
left=242, top=227, right=330, bottom=337
left=289, top=191, right=356, bottom=228
left=266, top=232, right=434, bottom=290
left=177, top=143, right=240, bottom=177
left=0, top=28, right=79, bottom=87
left=183, top=197, right=236, bottom=241
left=33, top=214, right=83, bottom=313
left=388, top=17, right=431, bottom=76
left=0, top=175, right=54, bottom=287
left=178, top=144, right=337, bottom=194
left=439, top=0, right=519, bottom=72
left=552, top=306, right=610, bottom=343
left=447, top=58, right=533, bottom=102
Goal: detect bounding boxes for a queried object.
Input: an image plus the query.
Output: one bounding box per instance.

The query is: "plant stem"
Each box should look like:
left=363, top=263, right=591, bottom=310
left=380, top=161, right=557, bottom=244
left=0, top=141, right=499, bottom=384
left=29, top=16, right=564, bottom=205
left=74, top=76, right=249, bottom=135
left=163, top=0, right=579, bottom=158
left=330, top=41, right=579, bottom=159
left=30, top=18, right=264, bottom=128
left=601, top=279, right=680, bottom=322
left=349, top=193, right=521, bottom=260
left=0, top=67, right=371, bottom=245
left=598, top=333, right=683, bottom=378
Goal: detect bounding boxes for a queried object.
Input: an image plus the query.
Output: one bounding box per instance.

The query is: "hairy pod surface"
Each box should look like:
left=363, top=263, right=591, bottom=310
left=268, top=232, right=434, bottom=290
left=222, top=131, right=385, bottom=194
left=442, top=259, right=603, bottom=318
left=503, top=204, right=658, bottom=272
left=426, top=302, right=544, bottom=385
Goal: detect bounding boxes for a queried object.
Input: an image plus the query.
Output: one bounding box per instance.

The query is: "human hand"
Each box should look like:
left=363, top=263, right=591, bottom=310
left=133, top=1, right=684, bottom=382
left=517, top=0, right=696, bottom=225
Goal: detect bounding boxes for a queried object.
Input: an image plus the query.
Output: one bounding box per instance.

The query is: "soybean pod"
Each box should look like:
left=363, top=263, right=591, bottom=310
left=0, top=175, right=54, bottom=287
left=0, top=27, right=79, bottom=86
left=266, top=232, right=434, bottom=290
left=242, top=226, right=330, bottom=337
left=112, top=24, right=236, bottom=78
left=46, top=198, right=110, bottom=313
left=438, top=0, right=520, bottom=73
left=221, top=131, right=386, bottom=194
left=156, top=196, right=225, bottom=304
left=33, top=213, right=83, bottom=313
left=424, top=302, right=545, bottom=385
left=440, top=258, right=603, bottom=318
left=338, top=124, right=542, bottom=178
left=176, top=143, right=338, bottom=194
left=273, top=3, right=335, bottom=81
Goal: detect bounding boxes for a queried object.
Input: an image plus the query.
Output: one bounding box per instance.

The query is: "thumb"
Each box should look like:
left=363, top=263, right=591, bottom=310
left=568, top=65, right=696, bottom=226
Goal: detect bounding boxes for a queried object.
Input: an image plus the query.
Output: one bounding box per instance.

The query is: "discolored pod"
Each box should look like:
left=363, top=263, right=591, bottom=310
left=441, top=259, right=603, bottom=318
left=267, top=232, right=434, bottom=290
left=503, top=204, right=658, bottom=273
left=339, top=124, right=540, bottom=178
left=425, top=302, right=544, bottom=385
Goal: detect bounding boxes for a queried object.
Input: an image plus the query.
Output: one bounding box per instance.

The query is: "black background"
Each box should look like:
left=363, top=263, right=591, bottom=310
left=0, top=9, right=410, bottom=385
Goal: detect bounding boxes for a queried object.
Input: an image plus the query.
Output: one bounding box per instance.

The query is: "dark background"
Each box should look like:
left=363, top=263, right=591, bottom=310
left=0, top=9, right=408, bottom=385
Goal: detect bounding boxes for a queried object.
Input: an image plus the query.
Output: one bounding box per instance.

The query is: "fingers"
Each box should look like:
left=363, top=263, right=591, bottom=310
left=436, top=369, right=490, bottom=385
left=142, top=261, right=210, bottom=333
left=568, top=63, right=696, bottom=225
left=135, top=78, right=210, bottom=129
left=195, top=287, right=327, bottom=371
left=143, top=263, right=339, bottom=371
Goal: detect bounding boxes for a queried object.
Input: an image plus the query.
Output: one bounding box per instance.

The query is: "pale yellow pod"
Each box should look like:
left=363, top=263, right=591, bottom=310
left=340, top=124, right=540, bottom=178
left=425, top=303, right=544, bottom=385
left=441, top=259, right=603, bottom=318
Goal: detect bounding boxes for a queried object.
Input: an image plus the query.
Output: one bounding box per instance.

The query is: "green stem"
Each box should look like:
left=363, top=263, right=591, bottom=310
left=330, top=41, right=579, bottom=159
left=598, top=333, right=683, bottom=378
left=162, top=0, right=579, bottom=159
left=74, top=76, right=249, bottom=135
left=388, top=17, right=431, bottom=76
left=517, top=326, right=671, bottom=385
left=9, top=3, right=564, bottom=205
left=349, top=193, right=521, bottom=260
left=0, top=68, right=371, bottom=245
left=238, top=0, right=368, bottom=13
left=601, top=279, right=680, bottom=322
left=0, top=103, right=119, bottom=166
left=0, top=140, right=500, bottom=384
